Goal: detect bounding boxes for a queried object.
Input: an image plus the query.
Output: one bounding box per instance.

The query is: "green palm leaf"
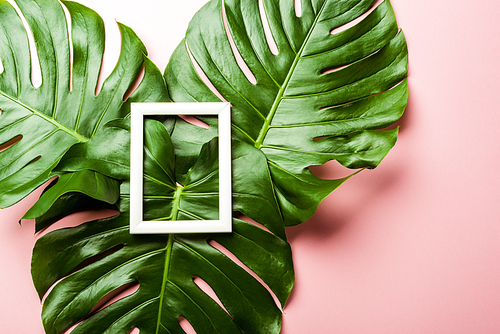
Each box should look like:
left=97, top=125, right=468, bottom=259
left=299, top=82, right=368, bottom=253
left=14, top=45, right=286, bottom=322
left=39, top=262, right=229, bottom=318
left=165, top=0, right=408, bottom=225
left=32, top=119, right=294, bottom=334
left=0, top=0, right=167, bottom=208
left=33, top=210, right=293, bottom=334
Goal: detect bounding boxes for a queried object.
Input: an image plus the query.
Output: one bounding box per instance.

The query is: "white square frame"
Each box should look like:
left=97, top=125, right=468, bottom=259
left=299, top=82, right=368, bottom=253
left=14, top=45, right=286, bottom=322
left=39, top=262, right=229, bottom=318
left=130, top=102, right=232, bottom=234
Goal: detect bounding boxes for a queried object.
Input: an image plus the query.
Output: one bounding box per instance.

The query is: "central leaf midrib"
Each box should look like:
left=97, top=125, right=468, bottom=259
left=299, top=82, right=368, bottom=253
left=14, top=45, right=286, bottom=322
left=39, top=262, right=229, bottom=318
left=254, top=2, right=327, bottom=149
left=155, top=184, right=183, bottom=333
left=156, top=233, right=175, bottom=334
left=0, top=90, right=89, bottom=142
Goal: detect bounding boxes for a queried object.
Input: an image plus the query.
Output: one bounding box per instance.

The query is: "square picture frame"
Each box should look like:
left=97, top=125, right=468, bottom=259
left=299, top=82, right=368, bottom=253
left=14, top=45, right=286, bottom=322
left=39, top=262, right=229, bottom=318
left=130, top=102, right=232, bottom=234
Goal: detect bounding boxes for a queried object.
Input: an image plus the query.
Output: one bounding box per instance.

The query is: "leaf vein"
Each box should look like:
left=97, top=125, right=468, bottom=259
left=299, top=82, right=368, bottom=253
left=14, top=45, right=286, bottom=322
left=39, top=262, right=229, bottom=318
left=254, top=1, right=329, bottom=148
left=176, top=240, right=264, bottom=323
left=0, top=90, right=88, bottom=142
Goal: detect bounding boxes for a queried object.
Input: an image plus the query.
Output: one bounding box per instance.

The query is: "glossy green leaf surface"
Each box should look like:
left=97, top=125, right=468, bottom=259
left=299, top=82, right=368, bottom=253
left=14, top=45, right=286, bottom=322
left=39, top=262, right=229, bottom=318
left=22, top=169, right=119, bottom=221
left=32, top=121, right=294, bottom=334
left=33, top=208, right=292, bottom=334
left=56, top=118, right=288, bottom=238
left=165, top=0, right=408, bottom=225
left=0, top=0, right=160, bottom=208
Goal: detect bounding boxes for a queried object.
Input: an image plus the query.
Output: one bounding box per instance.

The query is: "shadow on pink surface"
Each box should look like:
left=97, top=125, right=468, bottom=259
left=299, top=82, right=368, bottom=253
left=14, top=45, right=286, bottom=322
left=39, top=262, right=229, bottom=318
left=283, top=92, right=413, bottom=315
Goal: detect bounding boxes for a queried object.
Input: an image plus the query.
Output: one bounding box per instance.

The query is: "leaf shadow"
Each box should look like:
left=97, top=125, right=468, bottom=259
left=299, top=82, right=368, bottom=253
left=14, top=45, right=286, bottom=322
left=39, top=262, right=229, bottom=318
left=285, top=81, right=415, bottom=241
left=284, top=163, right=405, bottom=308
left=372, top=80, right=414, bottom=135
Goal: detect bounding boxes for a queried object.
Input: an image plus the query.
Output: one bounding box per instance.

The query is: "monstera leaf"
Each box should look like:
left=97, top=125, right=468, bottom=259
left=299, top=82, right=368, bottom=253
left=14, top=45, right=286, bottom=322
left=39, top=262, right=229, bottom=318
left=165, top=0, right=408, bottom=225
left=33, top=209, right=293, bottom=334
left=31, top=118, right=294, bottom=334
left=0, top=0, right=167, bottom=208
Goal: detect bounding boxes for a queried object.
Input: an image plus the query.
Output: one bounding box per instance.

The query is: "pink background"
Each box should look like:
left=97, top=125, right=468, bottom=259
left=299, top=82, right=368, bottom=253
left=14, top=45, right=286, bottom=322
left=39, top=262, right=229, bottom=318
left=2, top=0, right=500, bottom=333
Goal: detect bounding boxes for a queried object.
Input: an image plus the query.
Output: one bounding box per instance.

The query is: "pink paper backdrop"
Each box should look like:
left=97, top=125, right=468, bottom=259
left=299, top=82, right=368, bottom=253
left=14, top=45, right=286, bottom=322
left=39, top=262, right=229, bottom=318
left=2, top=0, right=500, bottom=333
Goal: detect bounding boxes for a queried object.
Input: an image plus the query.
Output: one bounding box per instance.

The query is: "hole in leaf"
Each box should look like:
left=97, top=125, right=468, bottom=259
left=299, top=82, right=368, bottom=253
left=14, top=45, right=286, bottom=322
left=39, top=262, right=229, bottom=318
left=7, top=0, right=42, bottom=87
left=39, top=241, right=123, bottom=307
left=186, top=41, right=227, bottom=102
left=27, top=155, right=41, bottom=165
left=39, top=175, right=59, bottom=196
left=60, top=282, right=139, bottom=333
left=37, top=207, right=119, bottom=237
left=233, top=211, right=273, bottom=234
left=62, top=322, right=79, bottom=334
left=178, top=115, right=210, bottom=129
left=320, top=48, right=381, bottom=75
left=193, top=276, right=230, bottom=316
left=89, top=280, right=140, bottom=314
left=319, top=100, right=354, bottom=110
left=309, top=160, right=355, bottom=180
left=0, top=56, right=4, bottom=74
left=123, top=63, right=145, bottom=101
left=375, top=79, right=409, bottom=132
left=0, top=135, right=22, bottom=153
left=313, top=136, right=328, bottom=142
left=59, top=0, right=73, bottom=91
left=320, top=63, right=352, bottom=75
left=259, top=0, right=279, bottom=55
left=66, top=244, right=125, bottom=276
left=319, top=75, right=405, bottom=124
left=319, top=63, right=402, bottom=111
left=294, top=0, right=302, bottom=17
left=330, top=0, right=383, bottom=35
left=95, top=18, right=121, bottom=96
left=221, top=0, right=257, bottom=84
left=367, top=76, right=406, bottom=99
left=376, top=117, right=403, bottom=132
left=178, top=317, right=197, bottom=334
left=208, top=239, right=282, bottom=311
left=42, top=244, right=128, bottom=308
left=21, top=155, right=42, bottom=169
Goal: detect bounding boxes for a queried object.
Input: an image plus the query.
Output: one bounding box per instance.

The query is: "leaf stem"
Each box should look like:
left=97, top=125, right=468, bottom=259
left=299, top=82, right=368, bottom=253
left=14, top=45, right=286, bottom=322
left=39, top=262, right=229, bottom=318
left=156, top=233, right=175, bottom=333
left=155, top=186, right=183, bottom=332
left=170, top=184, right=184, bottom=220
